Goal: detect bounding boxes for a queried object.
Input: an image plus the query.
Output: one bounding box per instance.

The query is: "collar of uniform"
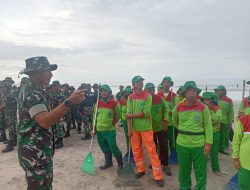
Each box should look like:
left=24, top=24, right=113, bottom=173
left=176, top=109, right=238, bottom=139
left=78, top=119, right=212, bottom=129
left=184, top=99, right=199, bottom=106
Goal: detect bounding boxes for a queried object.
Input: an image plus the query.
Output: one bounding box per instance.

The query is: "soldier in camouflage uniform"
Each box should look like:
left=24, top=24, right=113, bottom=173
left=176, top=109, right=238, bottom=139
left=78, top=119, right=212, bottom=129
left=17, top=56, right=84, bottom=190
left=69, top=86, right=77, bottom=129
left=0, top=81, right=7, bottom=143
left=62, top=83, right=72, bottom=138
left=2, top=77, right=17, bottom=153
left=80, top=83, right=96, bottom=140
left=50, top=81, right=65, bottom=149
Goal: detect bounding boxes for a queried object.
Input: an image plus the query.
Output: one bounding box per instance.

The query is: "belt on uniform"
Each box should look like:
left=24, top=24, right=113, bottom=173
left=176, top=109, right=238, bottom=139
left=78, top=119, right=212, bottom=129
left=178, top=130, right=205, bottom=136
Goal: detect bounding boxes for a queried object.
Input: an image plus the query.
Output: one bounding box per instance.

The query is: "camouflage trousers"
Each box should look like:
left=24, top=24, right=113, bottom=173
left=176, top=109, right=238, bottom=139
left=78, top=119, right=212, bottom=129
left=52, top=119, right=65, bottom=142
left=82, top=107, right=93, bottom=135
left=0, top=112, right=6, bottom=140
left=5, top=114, right=17, bottom=146
left=64, top=112, right=72, bottom=132
left=25, top=160, right=53, bottom=190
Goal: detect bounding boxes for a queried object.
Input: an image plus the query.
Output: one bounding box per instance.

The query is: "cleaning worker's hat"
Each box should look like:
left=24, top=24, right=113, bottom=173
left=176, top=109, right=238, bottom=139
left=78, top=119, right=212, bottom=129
left=162, top=76, right=174, bottom=86
left=132, top=75, right=144, bottom=84
left=183, top=81, right=201, bottom=94
left=144, top=82, right=155, bottom=90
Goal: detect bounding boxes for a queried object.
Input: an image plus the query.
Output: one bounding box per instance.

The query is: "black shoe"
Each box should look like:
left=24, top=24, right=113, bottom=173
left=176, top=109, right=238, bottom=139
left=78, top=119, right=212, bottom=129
left=154, top=179, right=164, bottom=187
left=164, top=166, right=172, bottom=176
left=3, top=141, right=8, bottom=144
left=64, top=131, right=70, bottom=138
left=219, top=150, right=230, bottom=155
left=71, top=126, right=76, bottom=129
left=77, top=127, right=81, bottom=134
left=148, top=164, right=152, bottom=169
left=81, top=134, right=91, bottom=140
left=99, top=152, right=113, bottom=170
left=2, top=145, right=14, bottom=153
left=135, top=172, right=145, bottom=179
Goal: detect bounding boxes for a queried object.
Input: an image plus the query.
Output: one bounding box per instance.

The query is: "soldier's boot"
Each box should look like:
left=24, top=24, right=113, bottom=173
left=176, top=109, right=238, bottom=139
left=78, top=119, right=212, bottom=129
left=116, top=154, right=123, bottom=170
left=77, top=126, right=81, bottom=134
left=64, top=131, right=70, bottom=138
left=99, top=152, right=113, bottom=170
left=2, top=144, right=14, bottom=153
left=81, top=134, right=91, bottom=140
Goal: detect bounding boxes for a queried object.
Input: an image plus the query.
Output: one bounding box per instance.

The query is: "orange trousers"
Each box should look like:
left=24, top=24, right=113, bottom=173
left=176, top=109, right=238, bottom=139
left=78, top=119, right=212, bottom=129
left=131, top=130, right=163, bottom=180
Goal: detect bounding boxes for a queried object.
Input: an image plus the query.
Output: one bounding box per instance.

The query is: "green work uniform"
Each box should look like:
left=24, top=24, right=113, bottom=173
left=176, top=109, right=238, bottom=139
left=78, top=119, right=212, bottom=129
left=232, top=115, right=250, bottom=190
left=96, top=99, right=122, bottom=158
left=173, top=100, right=213, bottom=190
left=209, top=105, right=222, bottom=172
left=218, top=97, right=234, bottom=151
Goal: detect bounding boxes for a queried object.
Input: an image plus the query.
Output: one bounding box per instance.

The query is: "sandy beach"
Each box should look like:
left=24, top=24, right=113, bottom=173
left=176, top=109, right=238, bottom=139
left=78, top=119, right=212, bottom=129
left=0, top=102, right=240, bottom=190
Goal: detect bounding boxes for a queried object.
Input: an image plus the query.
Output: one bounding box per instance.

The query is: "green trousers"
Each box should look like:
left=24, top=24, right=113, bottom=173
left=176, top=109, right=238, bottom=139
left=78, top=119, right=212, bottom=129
left=219, top=123, right=229, bottom=151
left=96, top=130, right=122, bottom=158
left=211, top=131, right=220, bottom=172
left=177, top=144, right=207, bottom=190
left=122, top=120, right=129, bottom=152
left=167, top=125, right=177, bottom=153
left=238, top=167, right=250, bottom=190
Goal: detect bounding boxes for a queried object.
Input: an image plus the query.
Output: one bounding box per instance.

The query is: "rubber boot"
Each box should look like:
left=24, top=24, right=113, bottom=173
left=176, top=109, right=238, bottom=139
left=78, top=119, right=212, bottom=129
left=99, top=152, right=113, bottom=170
left=116, top=154, right=123, bottom=169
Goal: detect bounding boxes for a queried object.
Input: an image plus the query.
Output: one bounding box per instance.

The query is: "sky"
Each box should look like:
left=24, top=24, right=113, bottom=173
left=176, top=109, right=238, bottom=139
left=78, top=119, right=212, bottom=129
left=0, top=0, right=249, bottom=88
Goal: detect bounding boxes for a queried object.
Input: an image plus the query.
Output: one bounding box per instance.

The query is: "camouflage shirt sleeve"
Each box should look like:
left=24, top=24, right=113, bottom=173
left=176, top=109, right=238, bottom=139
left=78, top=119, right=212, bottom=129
left=25, top=90, right=48, bottom=118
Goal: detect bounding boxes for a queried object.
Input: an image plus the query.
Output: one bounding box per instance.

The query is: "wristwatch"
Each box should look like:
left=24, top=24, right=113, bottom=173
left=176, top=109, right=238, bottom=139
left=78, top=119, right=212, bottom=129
left=64, top=99, right=73, bottom=107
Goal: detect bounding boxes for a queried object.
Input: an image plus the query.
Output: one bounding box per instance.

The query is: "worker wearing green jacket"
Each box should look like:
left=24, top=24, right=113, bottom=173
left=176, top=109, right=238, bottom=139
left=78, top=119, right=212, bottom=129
left=238, top=81, right=250, bottom=118
left=119, top=86, right=135, bottom=164
left=158, top=76, right=179, bottom=160
left=214, top=85, right=234, bottom=155
left=93, top=84, right=123, bottom=171
left=173, top=81, right=213, bottom=190
left=201, top=92, right=222, bottom=176
left=232, top=114, right=250, bottom=190
left=144, top=82, right=172, bottom=176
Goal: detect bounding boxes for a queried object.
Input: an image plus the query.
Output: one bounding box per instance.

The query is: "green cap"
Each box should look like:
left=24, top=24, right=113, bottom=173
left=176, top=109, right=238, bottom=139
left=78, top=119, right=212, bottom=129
left=144, top=82, right=155, bottom=90
left=183, top=81, right=201, bottom=93
left=157, top=83, right=163, bottom=90
left=162, top=76, right=174, bottom=86
left=177, top=86, right=184, bottom=94
left=100, top=84, right=112, bottom=93
left=51, top=80, right=60, bottom=86
left=132, top=75, right=144, bottom=84
left=202, top=92, right=214, bottom=99
left=123, top=86, right=133, bottom=93
left=214, top=85, right=226, bottom=92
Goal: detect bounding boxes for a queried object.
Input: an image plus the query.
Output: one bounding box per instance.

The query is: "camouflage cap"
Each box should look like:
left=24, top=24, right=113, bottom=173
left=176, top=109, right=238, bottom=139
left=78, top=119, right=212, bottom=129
left=51, top=80, right=61, bottom=87
left=4, top=77, right=15, bottom=84
left=21, top=77, right=30, bottom=84
left=69, top=86, right=75, bottom=91
left=62, top=83, right=69, bottom=88
left=20, top=56, right=57, bottom=75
